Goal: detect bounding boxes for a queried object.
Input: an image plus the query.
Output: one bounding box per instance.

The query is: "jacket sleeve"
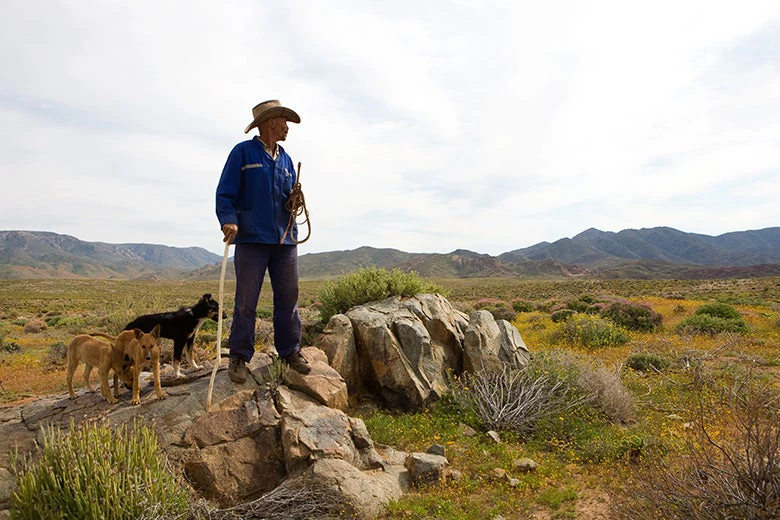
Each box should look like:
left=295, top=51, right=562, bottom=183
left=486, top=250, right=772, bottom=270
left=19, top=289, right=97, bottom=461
left=215, top=145, right=243, bottom=227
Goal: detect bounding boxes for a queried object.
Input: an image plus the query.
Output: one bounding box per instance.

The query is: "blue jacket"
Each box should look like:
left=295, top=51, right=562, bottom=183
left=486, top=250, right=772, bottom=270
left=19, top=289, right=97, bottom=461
left=216, top=137, right=298, bottom=245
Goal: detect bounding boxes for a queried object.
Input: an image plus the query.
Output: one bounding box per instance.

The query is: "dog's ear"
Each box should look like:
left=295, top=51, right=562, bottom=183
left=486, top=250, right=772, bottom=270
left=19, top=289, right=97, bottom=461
left=152, top=324, right=161, bottom=339
left=203, top=293, right=212, bottom=300
left=133, top=328, right=144, bottom=340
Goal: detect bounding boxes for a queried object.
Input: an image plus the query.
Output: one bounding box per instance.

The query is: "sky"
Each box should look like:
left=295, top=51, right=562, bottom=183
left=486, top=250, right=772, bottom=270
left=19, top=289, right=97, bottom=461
left=1, top=1, right=778, bottom=257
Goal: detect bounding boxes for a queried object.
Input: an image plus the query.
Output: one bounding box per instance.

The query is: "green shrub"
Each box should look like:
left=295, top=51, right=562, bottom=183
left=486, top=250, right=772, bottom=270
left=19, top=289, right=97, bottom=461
left=1, top=339, right=21, bottom=353
left=11, top=419, right=189, bottom=520
left=475, top=299, right=516, bottom=322
left=511, top=299, right=535, bottom=313
left=625, top=352, right=670, bottom=372
left=567, top=295, right=597, bottom=313
left=551, top=308, right=576, bottom=323
left=551, top=315, right=629, bottom=349
left=600, top=300, right=662, bottom=332
left=676, top=303, right=748, bottom=335
left=318, top=267, right=442, bottom=323
left=695, top=301, right=743, bottom=320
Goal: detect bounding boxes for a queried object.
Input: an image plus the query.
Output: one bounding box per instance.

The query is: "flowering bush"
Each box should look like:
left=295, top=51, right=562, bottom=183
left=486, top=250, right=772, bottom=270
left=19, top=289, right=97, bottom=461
left=551, top=315, right=629, bottom=349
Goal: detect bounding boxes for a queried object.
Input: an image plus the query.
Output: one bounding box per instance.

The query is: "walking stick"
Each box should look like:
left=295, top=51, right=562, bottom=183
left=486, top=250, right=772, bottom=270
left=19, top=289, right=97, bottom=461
left=206, top=240, right=231, bottom=412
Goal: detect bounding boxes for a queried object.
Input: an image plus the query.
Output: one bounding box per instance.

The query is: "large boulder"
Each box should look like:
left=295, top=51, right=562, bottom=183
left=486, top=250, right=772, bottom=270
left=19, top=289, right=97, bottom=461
left=314, top=294, right=529, bottom=411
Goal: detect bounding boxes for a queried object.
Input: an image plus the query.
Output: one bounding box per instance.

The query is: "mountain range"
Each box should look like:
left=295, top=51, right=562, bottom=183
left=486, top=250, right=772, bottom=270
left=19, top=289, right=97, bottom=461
left=1, top=227, right=778, bottom=280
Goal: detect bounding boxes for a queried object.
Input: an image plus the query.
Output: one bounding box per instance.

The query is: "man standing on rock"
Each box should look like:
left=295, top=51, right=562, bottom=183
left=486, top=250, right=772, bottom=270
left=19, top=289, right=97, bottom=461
left=216, top=99, right=311, bottom=383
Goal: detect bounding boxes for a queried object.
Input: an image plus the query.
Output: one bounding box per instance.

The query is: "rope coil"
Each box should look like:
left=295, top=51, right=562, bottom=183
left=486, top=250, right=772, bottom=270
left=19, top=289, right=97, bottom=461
left=281, top=161, right=311, bottom=244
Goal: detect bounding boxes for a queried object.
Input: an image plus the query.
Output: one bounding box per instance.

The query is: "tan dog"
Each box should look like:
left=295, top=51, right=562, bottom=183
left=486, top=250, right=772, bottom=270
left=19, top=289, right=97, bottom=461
left=66, top=335, right=130, bottom=404
left=93, top=325, right=166, bottom=405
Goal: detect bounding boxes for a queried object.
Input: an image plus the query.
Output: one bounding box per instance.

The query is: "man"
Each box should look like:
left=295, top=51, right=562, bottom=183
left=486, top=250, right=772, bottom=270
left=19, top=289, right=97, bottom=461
left=216, top=99, right=311, bottom=383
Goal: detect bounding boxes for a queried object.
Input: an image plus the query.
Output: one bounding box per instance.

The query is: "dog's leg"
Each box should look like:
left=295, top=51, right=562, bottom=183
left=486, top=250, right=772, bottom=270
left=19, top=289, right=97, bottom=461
left=99, top=366, right=117, bottom=404
left=83, top=363, right=95, bottom=393
left=185, top=338, right=201, bottom=370
left=172, top=338, right=185, bottom=377
left=67, top=352, right=78, bottom=399
left=112, top=372, right=121, bottom=399
left=152, top=353, right=167, bottom=400
left=131, top=366, right=142, bottom=405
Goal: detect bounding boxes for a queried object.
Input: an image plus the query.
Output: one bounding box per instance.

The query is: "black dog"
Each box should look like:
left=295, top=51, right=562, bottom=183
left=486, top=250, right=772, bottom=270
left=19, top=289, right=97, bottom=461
left=123, top=293, right=223, bottom=378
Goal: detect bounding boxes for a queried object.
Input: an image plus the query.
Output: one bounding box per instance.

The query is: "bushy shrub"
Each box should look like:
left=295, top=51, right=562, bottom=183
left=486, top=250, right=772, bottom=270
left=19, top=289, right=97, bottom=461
left=600, top=300, right=662, bottom=332
left=451, top=364, right=585, bottom=438
left=586, top=303, right=607, bottom=315
left=567, top=295, right=597, bottom=313
left=318, top=267, right=442, bottom=324
left=530, top=350, right=635, bottom=424
left=23, top=319, right=47, bottom=333
left=551, top=315, right=629, bottom=349
left=475, top=299, right=516, bottom=322
left=676, top=302, right=748, bottom=335
left=625, top=352, right=670, bottom=372
left=11, top=419, right=189, bottom=520
left=575, top=362, right=636, bottom=423
left=1, top=339, right=21, bottom=353
left=551, top=308, right=576, bottom=323
left=451, top=350, right=635, bottom=437
left=511, top=299, right=535, bottom=313
left=695, top=302, right=743, bottom=320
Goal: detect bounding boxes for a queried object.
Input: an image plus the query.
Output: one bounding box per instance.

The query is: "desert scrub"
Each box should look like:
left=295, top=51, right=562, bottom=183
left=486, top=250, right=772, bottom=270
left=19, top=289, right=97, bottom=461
left=511, top=298, right=536, bottom=313
left=676, top=301, right=748, bottom=335
left=600, top=300, right=662, bottom=332
left=550, top=308, right=576, bottom=323
left=474, top=298, right=516, bottom=322
left=11, top=419, right=189, bottom=520
left=620, top=378, right=779, bottom=520
left=625, top=352, right=670, bottom=372
left=451, top=363, right=587, bottom=438
left=528, top=350, right=636, bottom=424
left=318, top=267, right=442, bottom=323
left=550, top=315, right=629, bottom=349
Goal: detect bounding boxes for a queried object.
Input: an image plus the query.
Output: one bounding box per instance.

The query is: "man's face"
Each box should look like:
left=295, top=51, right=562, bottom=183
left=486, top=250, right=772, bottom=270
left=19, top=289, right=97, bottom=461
left=267, top=117, right=289, bottom=142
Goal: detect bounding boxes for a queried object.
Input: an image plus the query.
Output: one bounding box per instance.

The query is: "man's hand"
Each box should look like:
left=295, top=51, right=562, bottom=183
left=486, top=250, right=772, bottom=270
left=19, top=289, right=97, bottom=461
left=222, top=224, right=238, bottom=244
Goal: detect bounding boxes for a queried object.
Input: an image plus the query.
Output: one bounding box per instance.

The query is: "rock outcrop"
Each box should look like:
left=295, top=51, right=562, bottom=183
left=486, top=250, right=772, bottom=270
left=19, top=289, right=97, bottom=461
left=315, top=294, right=529, bottom=410
left=0, top=293, right=531, bottom=518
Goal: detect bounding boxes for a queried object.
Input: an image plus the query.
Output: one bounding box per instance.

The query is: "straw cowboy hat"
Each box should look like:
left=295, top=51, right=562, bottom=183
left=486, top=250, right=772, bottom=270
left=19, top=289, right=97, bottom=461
left=244, top=99, right=301, bottom=133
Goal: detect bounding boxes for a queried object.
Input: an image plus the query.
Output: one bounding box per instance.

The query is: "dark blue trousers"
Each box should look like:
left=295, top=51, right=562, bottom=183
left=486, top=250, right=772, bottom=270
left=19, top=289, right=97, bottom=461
left=229, top=243, right=301, bottom=361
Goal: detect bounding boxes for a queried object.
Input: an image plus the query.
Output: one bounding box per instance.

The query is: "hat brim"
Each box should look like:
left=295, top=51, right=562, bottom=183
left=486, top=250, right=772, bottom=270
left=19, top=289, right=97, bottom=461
left=244, top=107, right=301, bottom=133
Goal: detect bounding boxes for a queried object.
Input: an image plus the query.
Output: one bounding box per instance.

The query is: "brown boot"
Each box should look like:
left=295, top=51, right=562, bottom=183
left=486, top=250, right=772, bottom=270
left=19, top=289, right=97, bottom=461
left=228, top=356, right=248, bottom=384
left=282, top=351, right=311, bottom=374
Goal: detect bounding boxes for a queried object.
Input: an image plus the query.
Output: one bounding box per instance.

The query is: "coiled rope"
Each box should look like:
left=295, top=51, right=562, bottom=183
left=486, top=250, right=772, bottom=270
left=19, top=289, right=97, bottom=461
left=280, top=161, right=311, bottom=244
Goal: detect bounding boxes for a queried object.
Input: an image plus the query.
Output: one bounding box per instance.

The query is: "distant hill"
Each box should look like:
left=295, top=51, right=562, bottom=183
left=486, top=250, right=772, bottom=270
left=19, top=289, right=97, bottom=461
left=0, top=231, right=222, bottom=279
left=1, top=227, right=778, bottom=280
left=498, top=226, right=780, bottom=268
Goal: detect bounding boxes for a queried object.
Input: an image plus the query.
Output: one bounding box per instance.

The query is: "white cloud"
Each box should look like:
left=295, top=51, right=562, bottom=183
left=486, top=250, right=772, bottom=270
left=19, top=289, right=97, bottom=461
left=1, top=0, right=778, bottom=257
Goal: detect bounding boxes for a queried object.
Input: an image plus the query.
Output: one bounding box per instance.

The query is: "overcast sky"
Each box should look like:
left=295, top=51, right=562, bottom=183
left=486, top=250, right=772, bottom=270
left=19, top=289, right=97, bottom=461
left=1, top=1, right=778, bottom=257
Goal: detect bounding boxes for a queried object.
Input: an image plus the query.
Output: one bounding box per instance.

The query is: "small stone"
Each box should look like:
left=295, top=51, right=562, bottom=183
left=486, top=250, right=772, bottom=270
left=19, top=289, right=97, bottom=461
left=513, top=458, right=538, bottom=472
left=508, top=478, right=520, bottom=487
left=426, top=444, right=446, bottom=457
left=448, top=469, right=464, bottom=482
left=487, top=430, right=501, bottom=443
left=491, top=468, right=507, bottom=479
left=666, top=413, right=683, bottom=421
left=458, top=422, right=477, bottom=436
